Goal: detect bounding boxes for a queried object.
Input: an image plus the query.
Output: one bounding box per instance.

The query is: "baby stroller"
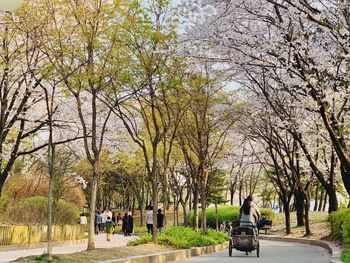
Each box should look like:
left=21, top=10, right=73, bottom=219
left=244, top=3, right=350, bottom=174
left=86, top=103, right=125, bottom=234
left=229, top=221, right=260, bottom=258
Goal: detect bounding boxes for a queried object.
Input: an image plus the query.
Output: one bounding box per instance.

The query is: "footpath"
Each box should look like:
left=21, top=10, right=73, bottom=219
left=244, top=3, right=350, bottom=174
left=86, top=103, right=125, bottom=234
left=0, top=234, right=136, bottom=263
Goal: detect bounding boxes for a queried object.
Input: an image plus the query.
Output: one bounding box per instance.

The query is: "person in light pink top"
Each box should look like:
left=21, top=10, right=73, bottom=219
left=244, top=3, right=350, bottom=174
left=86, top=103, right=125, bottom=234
left=145, top=206, right=153, bottom=234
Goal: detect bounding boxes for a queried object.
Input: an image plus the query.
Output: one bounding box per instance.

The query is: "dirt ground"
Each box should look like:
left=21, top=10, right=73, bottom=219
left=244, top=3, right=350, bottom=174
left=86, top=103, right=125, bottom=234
left=15, top=244, right=173, bottom=263
left=270, top=211, right=331, bottom=240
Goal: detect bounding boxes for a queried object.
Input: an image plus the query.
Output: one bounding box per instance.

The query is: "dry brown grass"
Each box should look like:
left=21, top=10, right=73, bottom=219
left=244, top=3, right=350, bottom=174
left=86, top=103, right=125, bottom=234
left=270, top=211, right=331, bottom=240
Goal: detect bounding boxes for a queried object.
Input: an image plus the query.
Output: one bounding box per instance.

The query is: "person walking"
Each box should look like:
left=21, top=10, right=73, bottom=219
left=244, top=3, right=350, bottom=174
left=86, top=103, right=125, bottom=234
left=125, top=211, right=134, bottom=236
left=112, top=211, right=117, bottom=234
left=79, top=213, right=87, bottom=225
left=117, top=213, right=122, bottom=226
left=122, top=213, right=128, bottom=236
left=157, top=208, right=164, bottom=232
left=145, top=206, right=153, bottom=234
left=104, top=216, right=115, bottom=242
left=101, top=210, right=107, bottom=232
left=105, top=208, right=112, bottom=220
left=94, top=211, right=99, bottom=235
left=97, top=211, right=103, bottom=233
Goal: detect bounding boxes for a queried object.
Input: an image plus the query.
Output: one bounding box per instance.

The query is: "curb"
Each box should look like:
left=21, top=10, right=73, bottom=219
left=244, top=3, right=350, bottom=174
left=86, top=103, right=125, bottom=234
left=259, top=235, right=341, bottom=263
left=0, top=239, right=87, bottom=252
left=97, top=243, right=228, bottom=263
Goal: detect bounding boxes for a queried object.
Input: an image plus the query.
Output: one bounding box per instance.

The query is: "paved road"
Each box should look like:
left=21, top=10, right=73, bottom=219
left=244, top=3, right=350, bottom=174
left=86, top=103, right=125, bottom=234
left=0, top=234, right=136, bottom=263
left=168, top=240, right=331, bottom=263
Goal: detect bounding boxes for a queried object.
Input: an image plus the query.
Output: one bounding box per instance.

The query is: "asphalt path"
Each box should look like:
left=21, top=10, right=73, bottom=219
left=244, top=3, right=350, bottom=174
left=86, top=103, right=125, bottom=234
left=168, top=240, right=331, bottom=263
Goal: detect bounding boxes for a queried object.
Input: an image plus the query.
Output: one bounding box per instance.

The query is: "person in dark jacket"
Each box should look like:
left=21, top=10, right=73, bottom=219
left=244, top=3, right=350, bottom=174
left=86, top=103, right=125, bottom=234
left=125, top=211, right=134, bottom=236
left=94, top=211, right=99, bottom=235
left=157, top=208, right=164, bottom=232
left=112, top=211, right=117, bottom=234
left=122, top=213, right=128, bottom=236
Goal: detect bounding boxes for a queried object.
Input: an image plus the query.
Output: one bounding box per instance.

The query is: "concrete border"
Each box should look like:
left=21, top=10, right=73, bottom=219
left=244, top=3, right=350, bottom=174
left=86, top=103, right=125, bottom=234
left=97, top=243, right=228, bottom=263
left=259, top=235, right=341, bottom=263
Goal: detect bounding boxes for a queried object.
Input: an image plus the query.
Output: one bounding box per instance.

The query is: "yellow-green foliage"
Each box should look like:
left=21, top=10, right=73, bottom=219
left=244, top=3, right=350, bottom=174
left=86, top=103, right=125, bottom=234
left=3, top=196, right=80, bottom=225
left=329, top=209, right=350, bottom=244
left=0, top=224, right=84, bottom=245
left=128, top=226, right=229, bottom=248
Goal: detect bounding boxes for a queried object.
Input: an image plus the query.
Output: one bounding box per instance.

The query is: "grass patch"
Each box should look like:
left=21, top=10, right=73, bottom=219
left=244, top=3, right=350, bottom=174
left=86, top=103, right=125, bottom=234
left=128, top=226, right=229, bottom=249
left=16, top=253, right=69, bottom=263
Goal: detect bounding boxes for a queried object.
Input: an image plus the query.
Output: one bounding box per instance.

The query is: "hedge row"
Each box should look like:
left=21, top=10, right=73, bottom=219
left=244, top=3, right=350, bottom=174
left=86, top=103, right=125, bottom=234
left=328, top=209, right=350, bottom=263
left=187, top=205, right=275, bottom=228
left=128, top=226, right=229, bottom=248
left=328, top=209, right=350, bottom=244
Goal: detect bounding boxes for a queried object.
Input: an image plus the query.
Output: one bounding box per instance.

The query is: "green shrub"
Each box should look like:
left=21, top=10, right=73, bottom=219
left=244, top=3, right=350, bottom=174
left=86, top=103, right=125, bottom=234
left=128, top=226, right=229, bottom=249
left=328, top=209, right=350, bottom=244
left=128, top=234, right=152, bottom=246
left=341, top=246, right=350, bottom=263
left=328, top=210, right=350, bottom=263
left=187, top=205, right=275, bottom=228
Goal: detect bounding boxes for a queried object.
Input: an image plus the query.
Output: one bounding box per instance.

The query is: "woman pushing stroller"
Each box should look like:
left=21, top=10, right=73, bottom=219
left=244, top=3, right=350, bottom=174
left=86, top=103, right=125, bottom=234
left=239, top=194, right=261, bottom=235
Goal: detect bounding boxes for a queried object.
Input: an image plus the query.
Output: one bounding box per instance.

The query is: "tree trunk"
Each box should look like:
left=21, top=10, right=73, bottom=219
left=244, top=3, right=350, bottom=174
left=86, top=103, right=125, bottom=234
left=139, top=206, right=144, bottom=226
left=176, top=204, right=179, bottom=226
left=152, top=179, right=158, bottom=243
left=323, top=193, right=328, bottom=212
left=215, top=202, right=219, bottom=230
left=162, top=176, right=168, bottom=227
left=173, top=194, right=176, bottom=226
left=181, top=201, right=188, bottom=227
left=327, top=186, right=338, bottom=213
left=239, top=180, right=243, bottom=206
left=230, top=188, right=234, bottom=205
left=318, top=188, right=324, bottom=211
left=295, top=190, right=304, bottom=226
left=283, top=201, right=291, bottom=235
left=46, top=145, right=55, bottom=257
left=189, top=186, right=192, bottom=211
left=313, top=183, right=319, bottom=211
left=304, top=195, right=312, bottom=236
left=87, top=159, right=99, bottom=250
left=201, top=189, right=207, bottom=233
left=45, top=86, right=56, bottom=258
left=193, top=183, right=199, bottom=229
left=140, top=182, right=145, bottom=226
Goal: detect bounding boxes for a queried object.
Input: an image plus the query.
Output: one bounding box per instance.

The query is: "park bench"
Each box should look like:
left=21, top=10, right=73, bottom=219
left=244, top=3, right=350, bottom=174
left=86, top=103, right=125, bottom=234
left=258, top=220, right=272, bottom=234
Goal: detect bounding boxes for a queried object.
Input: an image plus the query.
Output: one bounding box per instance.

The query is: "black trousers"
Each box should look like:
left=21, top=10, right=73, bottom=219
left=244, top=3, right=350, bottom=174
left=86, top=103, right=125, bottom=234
left=147, top=224, right=153, bottom=234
